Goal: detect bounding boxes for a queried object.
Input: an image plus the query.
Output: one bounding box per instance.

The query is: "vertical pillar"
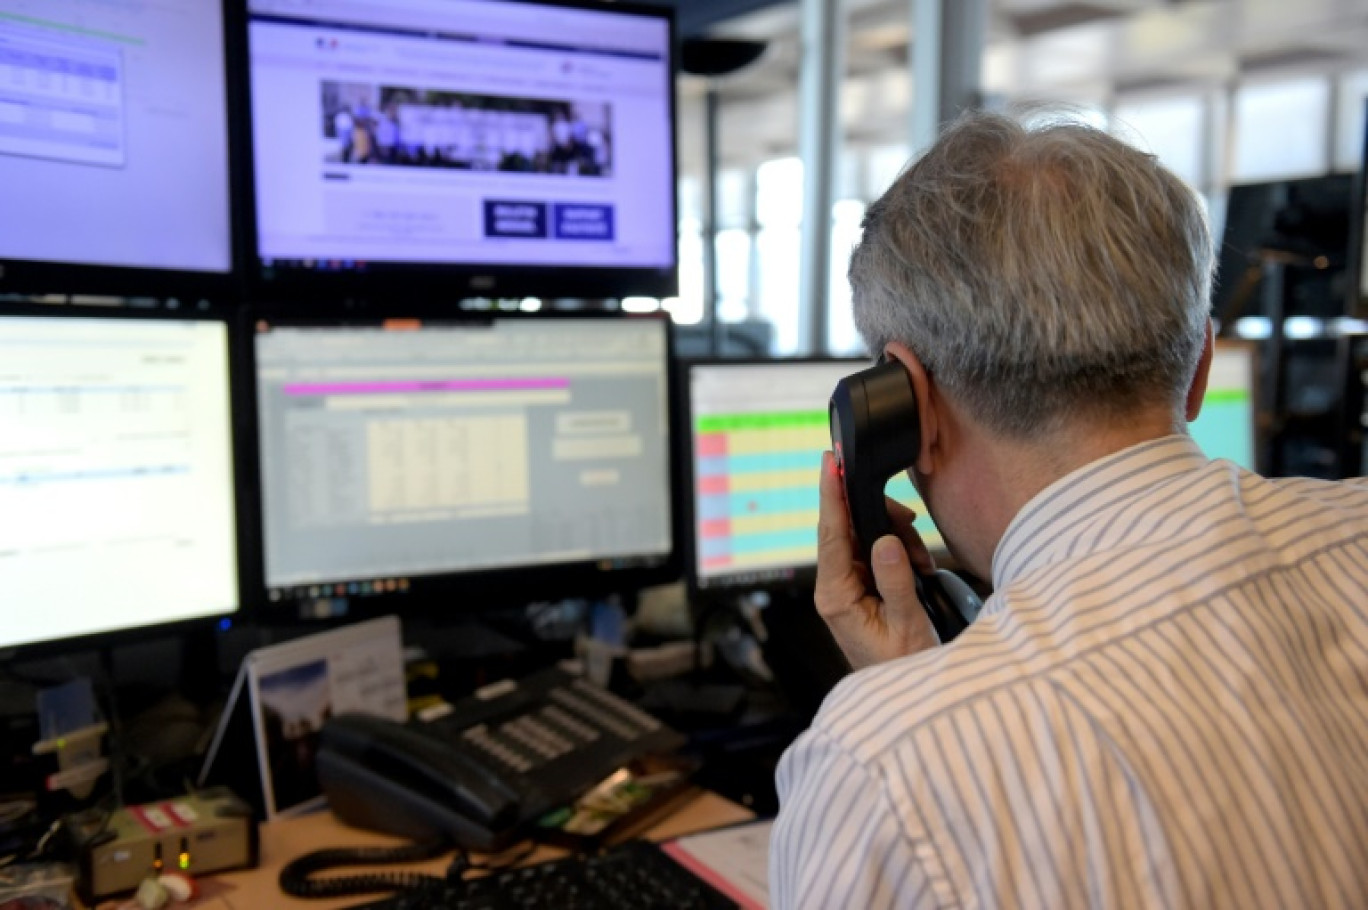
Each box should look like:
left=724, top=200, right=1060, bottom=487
left=704, top=89, right=723, bottom=355
left=910, top=0, right=986, bottom=155
left=797, top=0, right=846, bottom=355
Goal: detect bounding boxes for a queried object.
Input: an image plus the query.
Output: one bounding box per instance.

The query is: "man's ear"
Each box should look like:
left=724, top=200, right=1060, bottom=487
left=882, top=342, right=937, bottom=475
left=1185, top=320, right=1215, bottom=423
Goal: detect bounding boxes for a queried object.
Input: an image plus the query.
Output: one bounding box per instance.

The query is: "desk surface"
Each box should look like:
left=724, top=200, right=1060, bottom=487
left=187, top=790, right=753, bottom=910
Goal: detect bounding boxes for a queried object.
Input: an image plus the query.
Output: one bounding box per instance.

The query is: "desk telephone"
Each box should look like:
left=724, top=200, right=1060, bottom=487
left=830, top=358, right=984, bottom=642
left=316, top=667, right=685, bottom=853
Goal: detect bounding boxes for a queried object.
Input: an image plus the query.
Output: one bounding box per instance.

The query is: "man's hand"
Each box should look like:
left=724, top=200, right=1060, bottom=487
left=815, top=451, right=939, bottom=670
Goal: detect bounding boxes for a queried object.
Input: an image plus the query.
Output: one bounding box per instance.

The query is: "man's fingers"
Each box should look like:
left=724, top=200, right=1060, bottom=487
left=816, top=452, right=855, bottom=569
left=870, top=534, right=922, bottom=617
left=885, top=495, right=936, bottom=574
left=885, top=496, right=917, bottom=526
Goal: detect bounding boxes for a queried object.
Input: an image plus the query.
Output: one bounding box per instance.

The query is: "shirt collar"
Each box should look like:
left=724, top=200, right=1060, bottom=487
left=990, top=434, right=1210, bottom=593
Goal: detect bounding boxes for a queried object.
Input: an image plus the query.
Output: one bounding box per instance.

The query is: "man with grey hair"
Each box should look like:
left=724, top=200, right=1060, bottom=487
left=770, top=111, right=1368, bottom=908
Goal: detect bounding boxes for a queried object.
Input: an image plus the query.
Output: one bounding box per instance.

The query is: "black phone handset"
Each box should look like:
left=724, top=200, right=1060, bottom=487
left=829, top=357, right=983, bottom=643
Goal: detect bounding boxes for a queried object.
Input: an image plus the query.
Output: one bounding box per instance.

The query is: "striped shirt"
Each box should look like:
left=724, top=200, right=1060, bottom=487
left=771, top=435, right=1368, bottom=909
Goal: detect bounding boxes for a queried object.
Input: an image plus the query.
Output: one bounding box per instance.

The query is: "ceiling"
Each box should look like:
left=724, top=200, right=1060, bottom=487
left=673, top=0, right=1368, bottom=171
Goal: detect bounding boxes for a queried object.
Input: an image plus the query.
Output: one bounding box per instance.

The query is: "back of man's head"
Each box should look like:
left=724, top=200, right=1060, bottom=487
left=850, top=110, right=1214, bottom=439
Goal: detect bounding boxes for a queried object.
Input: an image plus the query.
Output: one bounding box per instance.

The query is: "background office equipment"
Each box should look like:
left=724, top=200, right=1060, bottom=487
left=69, top=787, right=257, bottom=905
left=252, top=312, right=680, bottom=621
left=0, top=0, right=233, bottom=296
left=1212, top=173, right=1364, bottom=479
left=0, top=307, right=241, bottom=654
left=685, top=358, right=942, bottom=601
left=240, top=0, right=678, bottom=301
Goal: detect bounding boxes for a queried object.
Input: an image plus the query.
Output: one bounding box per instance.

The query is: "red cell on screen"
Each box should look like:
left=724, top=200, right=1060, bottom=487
left=699, top=475, right=729, bottom=495
left=696, top=433, right=728, bottom=457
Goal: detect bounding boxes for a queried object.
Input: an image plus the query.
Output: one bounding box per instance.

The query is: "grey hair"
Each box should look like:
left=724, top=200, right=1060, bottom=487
left=850, top=109, right=1214, bottom=438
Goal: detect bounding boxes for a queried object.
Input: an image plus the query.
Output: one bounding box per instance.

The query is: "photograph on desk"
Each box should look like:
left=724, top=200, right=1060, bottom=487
left=203, top=617, right=408, bottom=821
left=256, top=660, right=332, bottom=822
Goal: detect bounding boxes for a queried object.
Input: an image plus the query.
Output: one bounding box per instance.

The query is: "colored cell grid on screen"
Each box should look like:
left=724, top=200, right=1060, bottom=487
left=696, top=450, right=821, bottom=476
left=1191, top=387, right=1255, bottom=470
left=700, top=527, right=816, bottom=560
left=694, top=407, right=829, bottom=574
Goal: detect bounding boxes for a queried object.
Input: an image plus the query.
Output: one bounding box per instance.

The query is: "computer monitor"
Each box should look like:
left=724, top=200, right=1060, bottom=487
left=685, top=359, right=944, bottom=598
left=1212, top=175, right=1354, bottom=323
left=242, top=0, right=677, bottom=301
left=1191, top=339, right=1259, bottom=472
left=252, top=313, right=679, bottom=618
left=0, top=307, right=240, bottom=654
left=0, top=0, right=233, bottom=294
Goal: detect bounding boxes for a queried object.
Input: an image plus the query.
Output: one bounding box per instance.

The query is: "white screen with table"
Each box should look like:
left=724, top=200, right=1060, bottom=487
left=0, top=0, right=232, bottom=272
left=0, top=316, right=239, bottom=649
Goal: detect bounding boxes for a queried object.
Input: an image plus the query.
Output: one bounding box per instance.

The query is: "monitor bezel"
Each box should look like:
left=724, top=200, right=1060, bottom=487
left=0, top=300, right=249, bottom=662
left=680, top=355, right=871, bottom=605
left=0, top=1, right=242, bottom=300
left=1348, top=98, right=1368, bottom=319
left=232, top=0, right=680, bottom=305
left=244, top=308, right=685, bottom=622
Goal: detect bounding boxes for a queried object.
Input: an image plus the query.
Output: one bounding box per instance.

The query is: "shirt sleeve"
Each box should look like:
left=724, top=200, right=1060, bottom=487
left=770, top=727, right=940, bottom=910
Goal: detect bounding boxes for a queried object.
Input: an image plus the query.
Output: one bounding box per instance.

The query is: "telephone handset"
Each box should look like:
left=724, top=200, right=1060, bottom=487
left=829, top=357, right=983, bottom=643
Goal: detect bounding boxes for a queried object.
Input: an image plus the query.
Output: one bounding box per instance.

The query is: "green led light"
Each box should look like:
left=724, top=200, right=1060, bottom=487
left=179, top=854, right=190, bottom=871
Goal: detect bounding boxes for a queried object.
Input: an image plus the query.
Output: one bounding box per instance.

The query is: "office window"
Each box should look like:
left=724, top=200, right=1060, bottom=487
left=865, top=144, right=910, bottom=201
left=717, top=169, right=753, bottom=230
left=828, top=199, right=867, bottom=356
left=674, top=217, right=705, bottom=325
left=716, top=228, right=753, bottom=323
left=756, top=157, right=804, bottom=355
left=1334, top=69, right=1368, bottom=173
left=756, top=226, right=802, bottom=355
left=756, top=157, right=804, bottom=229
left=1232, top=76, right=1331, bottom=181
left=1113, top=94, right=1206, bottom=188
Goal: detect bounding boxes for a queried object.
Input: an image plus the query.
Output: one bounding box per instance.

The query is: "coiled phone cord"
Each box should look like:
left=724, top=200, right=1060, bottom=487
left=278, top=839, right=453, bottom=899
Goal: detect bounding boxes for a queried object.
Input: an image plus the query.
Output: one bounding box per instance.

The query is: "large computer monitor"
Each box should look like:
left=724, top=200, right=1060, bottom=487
left=242, top=0, right=678, bottom=301
left=0, top=307, right=241, bottom=654
left=252, top=313, right=679, bottom=618
left=1212, top=175, right=1353, bottom=323
left=0, top=0, right=233, bottom=294
left=685, top=359, right=944, bottom=598
left=1191, top=339, right=1259, bottom=472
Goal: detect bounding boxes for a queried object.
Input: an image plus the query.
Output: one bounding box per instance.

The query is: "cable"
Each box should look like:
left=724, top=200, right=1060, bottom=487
left=463, top=839, right=537, bottom=874
left=277, top=839, right=453, bottom=899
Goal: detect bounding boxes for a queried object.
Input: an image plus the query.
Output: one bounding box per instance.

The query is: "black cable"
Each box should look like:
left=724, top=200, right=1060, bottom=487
left=277, top=839, right=454, bottom=899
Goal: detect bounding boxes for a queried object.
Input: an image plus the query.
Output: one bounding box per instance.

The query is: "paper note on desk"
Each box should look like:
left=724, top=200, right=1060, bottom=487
left=662, top=819, right=772, bottom=910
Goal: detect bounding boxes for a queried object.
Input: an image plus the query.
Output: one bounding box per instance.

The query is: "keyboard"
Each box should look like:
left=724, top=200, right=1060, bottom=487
left=342, top=841, right=738, bottom=910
